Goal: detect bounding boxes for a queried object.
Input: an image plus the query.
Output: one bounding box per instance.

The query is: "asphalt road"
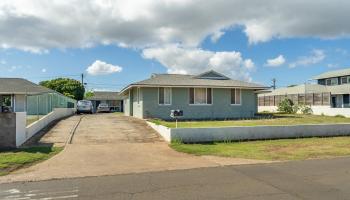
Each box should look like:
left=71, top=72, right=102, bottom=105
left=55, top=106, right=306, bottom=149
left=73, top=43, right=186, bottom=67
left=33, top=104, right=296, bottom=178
left=1, top=157, right=350, bottom=200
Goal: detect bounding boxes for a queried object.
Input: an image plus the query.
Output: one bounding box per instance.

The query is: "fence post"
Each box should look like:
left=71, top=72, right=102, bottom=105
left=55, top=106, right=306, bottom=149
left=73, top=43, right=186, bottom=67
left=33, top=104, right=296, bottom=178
left=36, top=95, right=39, bottom=121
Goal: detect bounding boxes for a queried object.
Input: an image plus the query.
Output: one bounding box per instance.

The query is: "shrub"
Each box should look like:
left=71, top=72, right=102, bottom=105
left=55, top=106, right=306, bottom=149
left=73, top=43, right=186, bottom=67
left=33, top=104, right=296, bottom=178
left=277, top=98, right=296, bottom=114
left=299, top=104, right=313, bottom=115
left=335, top=114, right=346, bottom=118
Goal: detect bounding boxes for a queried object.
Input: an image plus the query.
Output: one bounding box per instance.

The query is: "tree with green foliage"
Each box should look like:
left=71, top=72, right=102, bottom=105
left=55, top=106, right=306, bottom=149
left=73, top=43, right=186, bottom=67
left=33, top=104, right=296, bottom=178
left=85, top=91, right=94, bottom=99
left=277, top=98, right=296, bottom=114
left=40, top=78, right=85, bottom=100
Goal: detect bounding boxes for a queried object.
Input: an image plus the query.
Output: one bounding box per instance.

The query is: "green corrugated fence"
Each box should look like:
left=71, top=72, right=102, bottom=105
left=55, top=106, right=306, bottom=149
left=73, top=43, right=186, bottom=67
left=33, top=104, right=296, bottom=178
left=26, top=92, right=76, bottom=115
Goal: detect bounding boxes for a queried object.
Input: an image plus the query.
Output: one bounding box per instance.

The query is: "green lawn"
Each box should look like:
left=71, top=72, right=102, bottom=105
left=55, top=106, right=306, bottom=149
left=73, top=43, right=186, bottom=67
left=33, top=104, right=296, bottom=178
left=171, top=136, right=350, bottom=161
left=150, top=114, right=350, bottom=128
left=26, top=115, right=45, bottom=126
left=0, top=146, right=63, bottom=176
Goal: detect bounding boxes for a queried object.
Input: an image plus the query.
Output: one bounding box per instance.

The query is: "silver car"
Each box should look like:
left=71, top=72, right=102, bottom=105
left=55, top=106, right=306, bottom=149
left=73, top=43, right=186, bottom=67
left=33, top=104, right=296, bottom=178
left=97, top=103, right=110, bottom=113
left=77, top=100, right=93, bottom=114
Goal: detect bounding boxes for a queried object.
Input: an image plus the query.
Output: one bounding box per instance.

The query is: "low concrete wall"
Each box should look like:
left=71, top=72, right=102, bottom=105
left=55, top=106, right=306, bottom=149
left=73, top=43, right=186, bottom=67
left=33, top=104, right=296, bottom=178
left=146, top=121, right=171, bottom=142
left=258, top=106, right=278, bottom=113
left=16, top=112, right=26, bottom=147
left=148, top=121, right=350, bottom=143
left=258, top=106, right=350, bottom=117
left=17, top=108, right=75, bottom=146
left=311, top=106, right=350, bottom=117
left=0, top=113, right=17, bottom=148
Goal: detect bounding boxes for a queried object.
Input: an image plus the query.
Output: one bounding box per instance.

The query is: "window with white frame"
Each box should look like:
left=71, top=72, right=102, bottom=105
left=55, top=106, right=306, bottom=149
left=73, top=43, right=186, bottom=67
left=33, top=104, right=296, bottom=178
left=326, top=78, right=339, bottom=86
left=341, top=77, right=348, bottom=84
left=189, top=88, right=212, bottom=105
left=231, top=88, right=241, bottom=105
left=158, top=87, right=171, bottom=105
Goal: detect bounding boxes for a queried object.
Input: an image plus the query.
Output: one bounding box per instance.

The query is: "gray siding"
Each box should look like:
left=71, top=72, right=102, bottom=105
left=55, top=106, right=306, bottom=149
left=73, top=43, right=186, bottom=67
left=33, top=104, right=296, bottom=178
left=14, top=94, right=26, bottom=112
left=142, top=87, right=257, bottom=120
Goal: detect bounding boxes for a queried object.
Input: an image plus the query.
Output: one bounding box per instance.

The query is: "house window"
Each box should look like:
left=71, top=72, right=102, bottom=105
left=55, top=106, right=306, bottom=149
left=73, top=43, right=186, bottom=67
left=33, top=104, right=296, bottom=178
left=231, top=88, right=241, bottom=105
left=158, top=87, right=171, bottom=105
left=326, top=79, right=332, bottom=86
left=341, top=77, right=348, bottom=84
left=0, top=95, right=12, bottom=107
left=189, top=88, right=212, bottom=105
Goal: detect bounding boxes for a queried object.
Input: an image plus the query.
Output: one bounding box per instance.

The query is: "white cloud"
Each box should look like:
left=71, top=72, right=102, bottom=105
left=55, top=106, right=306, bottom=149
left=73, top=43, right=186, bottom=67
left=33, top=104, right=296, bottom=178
left=0, top=1, right=350, bottom=52
left=142, top=45, right=255, bottom=81
left=265, top=55, right=286, bottom=67
left=210, top=31, right=225, bottom=43
left=41, top=68, right=46, bottom=73
left=7, top=65, right=22, bottom=72
left=86, top=60, right=122, bottom=75
left=289, top=49, right=325, bottom=68
left=0, top=59, right=6, bottom=64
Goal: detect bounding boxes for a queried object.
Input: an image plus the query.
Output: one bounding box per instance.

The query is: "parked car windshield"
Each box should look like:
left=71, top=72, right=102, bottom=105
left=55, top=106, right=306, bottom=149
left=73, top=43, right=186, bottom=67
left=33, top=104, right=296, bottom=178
left=98, top=103, right=108, bottom=107
left=78, top=100, right=92, bottom=106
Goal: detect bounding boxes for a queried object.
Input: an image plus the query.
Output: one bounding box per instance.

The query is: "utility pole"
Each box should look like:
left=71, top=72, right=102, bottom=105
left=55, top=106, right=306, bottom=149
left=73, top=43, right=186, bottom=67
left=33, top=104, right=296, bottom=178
left=81, top=73, right=84, bottom=86
left=272, top=78, right=276, bottom=90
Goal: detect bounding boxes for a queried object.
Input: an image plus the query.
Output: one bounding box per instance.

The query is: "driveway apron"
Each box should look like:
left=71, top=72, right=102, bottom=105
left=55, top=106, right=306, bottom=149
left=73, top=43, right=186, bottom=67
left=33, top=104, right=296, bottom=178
left=0, top=113, right=269, bottom=183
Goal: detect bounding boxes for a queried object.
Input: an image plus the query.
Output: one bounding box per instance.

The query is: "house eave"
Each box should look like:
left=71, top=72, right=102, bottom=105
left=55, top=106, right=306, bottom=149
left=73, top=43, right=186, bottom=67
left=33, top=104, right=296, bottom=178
left=120, top=84, right=268, bottom=94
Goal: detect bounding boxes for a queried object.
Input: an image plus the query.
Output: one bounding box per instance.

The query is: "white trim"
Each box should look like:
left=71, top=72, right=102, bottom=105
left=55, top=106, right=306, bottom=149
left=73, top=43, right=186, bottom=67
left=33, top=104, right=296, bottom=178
left=120, top=85, right=267, bottom=94
left=230, top=88, right=242, bottom=106
left=12, top=94, right=16, bottom=111
left=189, top=87, right=213, bottom=106
left=158, top=87, right=172, bottom=106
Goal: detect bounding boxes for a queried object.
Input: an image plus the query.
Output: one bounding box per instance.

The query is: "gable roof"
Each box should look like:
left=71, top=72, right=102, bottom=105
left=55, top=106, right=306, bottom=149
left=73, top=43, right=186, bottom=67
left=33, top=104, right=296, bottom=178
left=121, top=70, right=267, bottom=93
left=194, top=70, right=230, bottom=80
left=313, top=68, right=350, bottom=80
left=0, top=78, right=53, bottom=95
left=86, top=91, right=123, bottom=100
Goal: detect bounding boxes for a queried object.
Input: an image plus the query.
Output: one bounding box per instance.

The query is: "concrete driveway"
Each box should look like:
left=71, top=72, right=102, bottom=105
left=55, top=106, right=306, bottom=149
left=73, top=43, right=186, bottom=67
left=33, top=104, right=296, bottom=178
left=0, top=113, right=269, bottom=183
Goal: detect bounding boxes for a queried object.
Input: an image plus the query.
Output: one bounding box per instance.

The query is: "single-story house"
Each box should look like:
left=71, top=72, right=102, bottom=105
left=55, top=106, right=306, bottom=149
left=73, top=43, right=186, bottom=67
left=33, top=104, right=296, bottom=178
left=86, top=91, right=124, bottom=112
left=0, top=78, right=76, bottom=114
left=258, top=68, right=350, bottom=116
left=120, top=70, right=267, bottom=120
left=0, top=78, right=53, bottom=112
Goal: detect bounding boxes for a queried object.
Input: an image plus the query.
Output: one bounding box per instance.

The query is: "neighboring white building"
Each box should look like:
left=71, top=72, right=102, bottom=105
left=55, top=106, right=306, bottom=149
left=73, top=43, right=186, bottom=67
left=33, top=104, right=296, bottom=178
left=258, top=68, right=350, bottom=117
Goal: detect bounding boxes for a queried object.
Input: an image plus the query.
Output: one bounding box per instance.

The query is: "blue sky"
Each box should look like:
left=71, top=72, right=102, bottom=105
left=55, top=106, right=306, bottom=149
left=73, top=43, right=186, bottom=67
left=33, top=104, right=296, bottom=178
left=1, top=1, right=350, bottom=91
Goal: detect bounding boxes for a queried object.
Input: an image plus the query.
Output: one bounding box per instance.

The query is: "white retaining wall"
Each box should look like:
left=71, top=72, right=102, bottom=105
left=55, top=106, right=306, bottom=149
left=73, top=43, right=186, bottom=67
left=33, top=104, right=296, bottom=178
left=16, top=108, right=75, bottom=147
left=258, top=106, right=350, bottom=117
left=15, top=112, right=26, bottom=146
left=146, top=121, right=171, bottom=142
left=148, top=121, right=350, bottom=143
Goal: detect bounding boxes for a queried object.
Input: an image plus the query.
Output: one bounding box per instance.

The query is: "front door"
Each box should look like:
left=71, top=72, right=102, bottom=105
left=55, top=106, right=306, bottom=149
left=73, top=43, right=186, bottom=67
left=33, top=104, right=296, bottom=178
left=331, top=96, right=337, bottom=108
left=343, top=94, right=349, bottom=108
